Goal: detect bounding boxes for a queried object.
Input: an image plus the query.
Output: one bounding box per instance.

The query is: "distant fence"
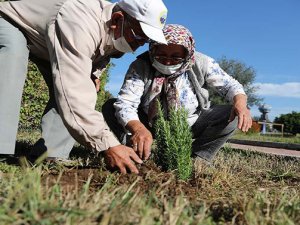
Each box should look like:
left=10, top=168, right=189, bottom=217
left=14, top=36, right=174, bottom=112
left=258, top=121, right=284, bottom=137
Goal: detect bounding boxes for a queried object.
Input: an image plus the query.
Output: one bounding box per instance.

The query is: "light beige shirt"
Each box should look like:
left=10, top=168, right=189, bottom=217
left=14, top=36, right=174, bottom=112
left=0, top=0, right=121, bottom=151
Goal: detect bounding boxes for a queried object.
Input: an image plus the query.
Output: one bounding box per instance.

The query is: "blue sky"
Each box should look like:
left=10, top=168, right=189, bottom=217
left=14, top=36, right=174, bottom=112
left=108, top=0, right=300, bottom=121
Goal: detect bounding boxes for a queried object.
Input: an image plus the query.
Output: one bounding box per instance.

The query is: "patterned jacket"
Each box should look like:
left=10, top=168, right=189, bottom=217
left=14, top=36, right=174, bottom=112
left=114, top=51, right=246, bottom=127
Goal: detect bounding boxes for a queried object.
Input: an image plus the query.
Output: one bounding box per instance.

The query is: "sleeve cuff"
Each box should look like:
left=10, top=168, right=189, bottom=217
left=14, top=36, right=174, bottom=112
left=96, top=131, right=121, bottom=151
left=227, top=90, right=246, bottom=102
left=115, top=109, right=140, bottom=128
left=122, top=115, right=140, bottom=128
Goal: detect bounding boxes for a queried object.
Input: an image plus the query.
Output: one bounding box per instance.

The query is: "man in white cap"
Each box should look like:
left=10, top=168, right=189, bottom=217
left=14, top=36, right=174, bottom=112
left=0, top=0, right=167, bottom=174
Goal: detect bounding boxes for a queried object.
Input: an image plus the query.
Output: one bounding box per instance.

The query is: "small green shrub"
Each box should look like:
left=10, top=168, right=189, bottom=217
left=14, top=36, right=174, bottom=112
left=154, top=102, right=193, bottom=180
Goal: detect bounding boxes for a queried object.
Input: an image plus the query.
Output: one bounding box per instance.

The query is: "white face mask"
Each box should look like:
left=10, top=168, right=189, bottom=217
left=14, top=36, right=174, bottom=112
left=152, top=59, right=183, bottom=75
left=112, top=20, right=133, bottom=53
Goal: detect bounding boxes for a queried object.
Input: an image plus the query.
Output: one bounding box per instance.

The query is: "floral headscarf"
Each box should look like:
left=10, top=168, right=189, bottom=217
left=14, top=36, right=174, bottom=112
left=147, top=24, right=196, bottom=124
left=149, top=24, right=196, bottom=74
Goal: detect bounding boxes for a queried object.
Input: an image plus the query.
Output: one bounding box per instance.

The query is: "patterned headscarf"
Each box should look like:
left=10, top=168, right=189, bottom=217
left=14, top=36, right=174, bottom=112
left=149, top=24, right=196, bottom=75
left=147, top=24, right=196, bottom=125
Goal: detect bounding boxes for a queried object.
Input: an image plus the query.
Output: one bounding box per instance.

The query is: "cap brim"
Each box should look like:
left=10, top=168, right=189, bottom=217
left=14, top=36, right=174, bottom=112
left=140, top=22, right=167, bottom=44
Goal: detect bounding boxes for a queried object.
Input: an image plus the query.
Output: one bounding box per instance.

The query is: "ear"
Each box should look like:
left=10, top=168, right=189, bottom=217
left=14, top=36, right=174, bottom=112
left=110, top=11, right=124, bottom=39
left=110, top=11, right=124, bottom=29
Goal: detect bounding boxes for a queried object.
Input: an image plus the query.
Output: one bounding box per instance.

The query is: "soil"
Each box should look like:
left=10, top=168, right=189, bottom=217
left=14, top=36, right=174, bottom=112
left=42, top=160, right=200, bottom=200
left=0, top=153, right=286, bottom=225
left=42, top=155, right=300, bottom=195
left=40, top=160, right=248, bottom=224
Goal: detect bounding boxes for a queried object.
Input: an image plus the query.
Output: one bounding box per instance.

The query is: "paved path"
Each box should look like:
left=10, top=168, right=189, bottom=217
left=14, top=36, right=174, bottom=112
left=226, top=143, right=300, bottom=158
left=228, top=139, right=300, bottom=150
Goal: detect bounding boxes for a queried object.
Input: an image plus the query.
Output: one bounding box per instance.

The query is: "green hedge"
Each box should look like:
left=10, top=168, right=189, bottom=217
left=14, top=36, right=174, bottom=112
left=274, top=111, right=300, bottom=135
left=19, top=62, right=111, bottom=130
left=19, top=62, right=49, bottom=130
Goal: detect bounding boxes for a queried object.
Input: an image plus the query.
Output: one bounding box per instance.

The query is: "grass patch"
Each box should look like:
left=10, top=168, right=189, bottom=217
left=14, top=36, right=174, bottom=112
left=0, top=130, right=299, bottom=224
left=233, top=131, right=300, bottom=144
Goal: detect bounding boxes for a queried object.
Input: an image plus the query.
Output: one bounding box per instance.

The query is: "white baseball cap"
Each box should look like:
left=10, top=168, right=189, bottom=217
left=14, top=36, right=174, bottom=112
left=117, top=0, right=168, bottom=44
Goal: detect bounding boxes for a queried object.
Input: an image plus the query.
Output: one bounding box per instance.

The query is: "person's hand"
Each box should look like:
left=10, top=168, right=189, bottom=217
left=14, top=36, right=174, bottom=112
left=130, top=126, right=153, bottom=160
left=103, top=145, right=143, bottom=174
left=126, top=121, right=153, bottom=160
left=91, top=74, right=101, bottom=92
left=229, top=94, right=252, bottom=132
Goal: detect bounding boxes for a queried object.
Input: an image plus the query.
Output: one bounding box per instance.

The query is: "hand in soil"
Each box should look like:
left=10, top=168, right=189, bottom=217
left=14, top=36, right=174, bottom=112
left=104, top=145, right=143, bottom=174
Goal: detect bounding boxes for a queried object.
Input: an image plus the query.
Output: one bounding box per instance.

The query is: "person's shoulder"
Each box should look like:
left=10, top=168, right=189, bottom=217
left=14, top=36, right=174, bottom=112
left=130, top=51, right=151, bottom=67
left=100, top=0, right=113, bottom=6
left=127, top=51, right=154, bottom=79
left=194, top=51, right=219, bottom=68
left=194, top=51, right=212, bottom=61
left=136, top=51, right=151, bottom=61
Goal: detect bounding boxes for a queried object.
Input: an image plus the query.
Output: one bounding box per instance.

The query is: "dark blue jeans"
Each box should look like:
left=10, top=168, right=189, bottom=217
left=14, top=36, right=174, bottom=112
left=191, top=105, right=237, bottom=162
left=103, top=99, right=237, bottom=163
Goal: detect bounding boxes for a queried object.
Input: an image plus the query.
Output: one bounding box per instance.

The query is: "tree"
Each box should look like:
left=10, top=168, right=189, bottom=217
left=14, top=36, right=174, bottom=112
left=209, top=57, right=263, bottom=107
left=274, top=111, right=300, bottom=135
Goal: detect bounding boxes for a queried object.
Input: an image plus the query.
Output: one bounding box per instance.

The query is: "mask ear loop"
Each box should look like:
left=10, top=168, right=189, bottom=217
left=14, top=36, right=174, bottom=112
left=121, top=18, right=125, bottom=38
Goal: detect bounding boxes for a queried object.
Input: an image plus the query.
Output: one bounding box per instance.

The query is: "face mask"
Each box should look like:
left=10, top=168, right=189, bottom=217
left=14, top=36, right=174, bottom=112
left=152, top=59, right=183, bottom=75
left=112, top=20, right=133, bottom=53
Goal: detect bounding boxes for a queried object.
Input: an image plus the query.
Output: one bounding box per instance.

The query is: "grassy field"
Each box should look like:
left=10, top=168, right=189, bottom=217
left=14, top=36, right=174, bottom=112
left=0, top=131, right=299, bottom=224
left=233, top=132, right=300, bottom=144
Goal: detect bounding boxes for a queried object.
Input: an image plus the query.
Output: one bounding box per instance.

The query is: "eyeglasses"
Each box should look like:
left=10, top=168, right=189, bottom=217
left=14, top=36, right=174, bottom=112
left=154, top=56, right=186, bottom=64
left=125, top=18, right=150, bottom=43
left=130, top=28, right=150, bottom=43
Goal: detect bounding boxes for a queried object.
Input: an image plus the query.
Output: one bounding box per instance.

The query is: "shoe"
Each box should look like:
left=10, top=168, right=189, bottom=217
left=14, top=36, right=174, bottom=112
left=0, top=154, right=19, bottom=164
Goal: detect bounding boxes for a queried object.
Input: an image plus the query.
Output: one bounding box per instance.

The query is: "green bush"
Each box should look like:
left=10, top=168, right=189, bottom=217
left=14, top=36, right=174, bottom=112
left=274, top=111, right=300, bottom=135
left=154, top=102, right=193, bottom=180
left=19, top=62, right=112, bottom=130
left=19, top=62, right=49, bottom=130
left=95, top=63, right=113, bottom=111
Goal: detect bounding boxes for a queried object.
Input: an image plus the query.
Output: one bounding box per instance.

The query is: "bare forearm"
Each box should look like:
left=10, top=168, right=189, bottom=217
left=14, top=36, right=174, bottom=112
left=231, top=94, right=252, bottom=132
left=233, top=94, right=247, bottom=107
left=126, top=120, right=146, bottom=133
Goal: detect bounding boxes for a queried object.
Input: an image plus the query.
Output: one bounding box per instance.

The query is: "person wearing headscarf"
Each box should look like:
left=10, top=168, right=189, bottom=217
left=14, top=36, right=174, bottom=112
left=103, top=24, right=252, bottom=170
